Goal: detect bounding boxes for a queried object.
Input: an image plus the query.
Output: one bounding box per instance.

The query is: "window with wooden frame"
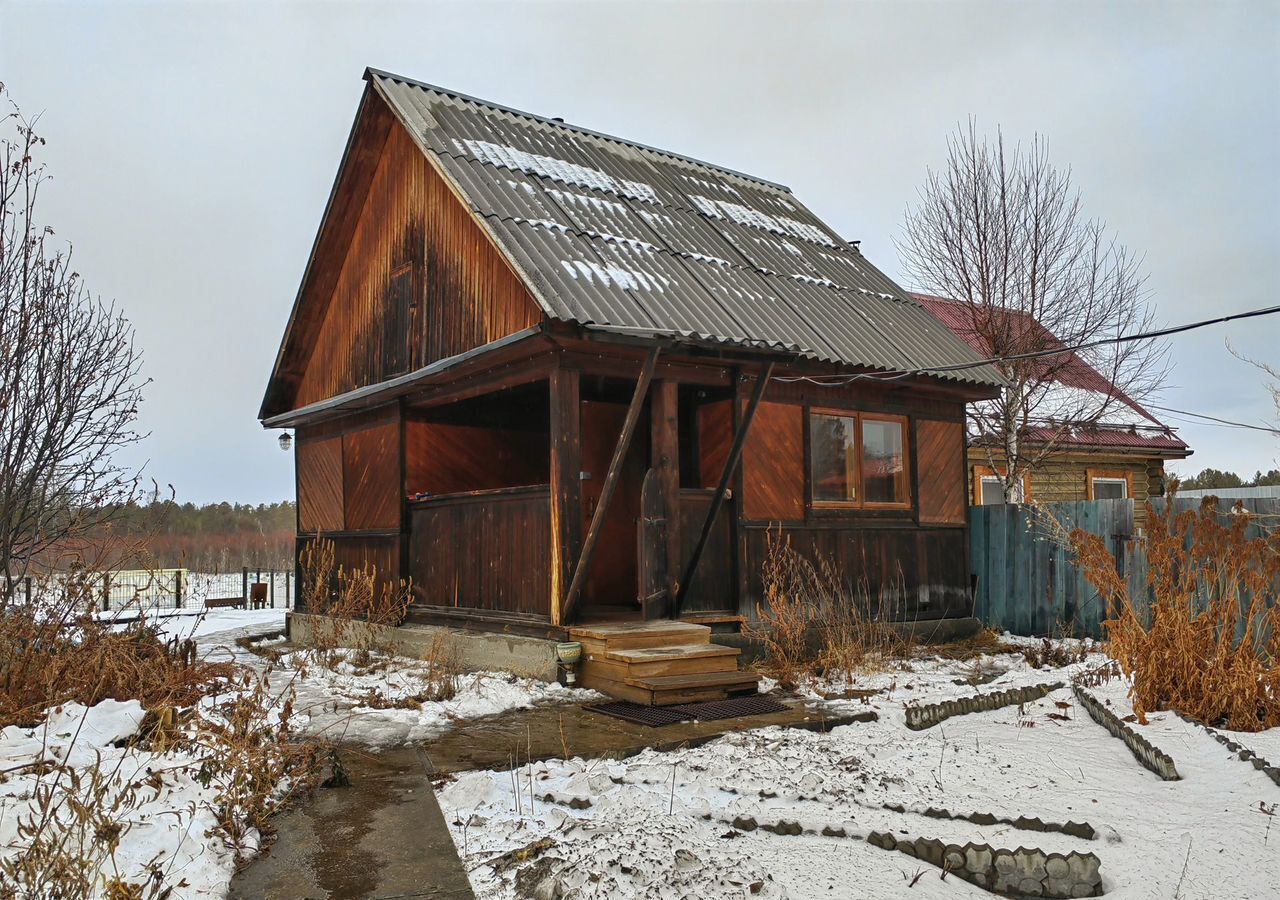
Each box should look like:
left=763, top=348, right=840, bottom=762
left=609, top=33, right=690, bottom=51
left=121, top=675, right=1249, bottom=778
left=972, top=464, right=1031, bottom=505
left=1086, top=469, right=1132, bottom=500
left=808, top=409, right=910, bottom=508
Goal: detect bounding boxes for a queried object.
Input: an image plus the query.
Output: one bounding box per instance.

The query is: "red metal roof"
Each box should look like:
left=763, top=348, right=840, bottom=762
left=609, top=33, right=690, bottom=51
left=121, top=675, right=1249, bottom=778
left=915, top=293, right=1190, bottom=455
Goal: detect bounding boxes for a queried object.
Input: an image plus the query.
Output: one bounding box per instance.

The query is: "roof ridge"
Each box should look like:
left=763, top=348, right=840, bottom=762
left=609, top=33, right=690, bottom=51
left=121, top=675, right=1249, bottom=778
left=364, top=66, right=792, bottom=194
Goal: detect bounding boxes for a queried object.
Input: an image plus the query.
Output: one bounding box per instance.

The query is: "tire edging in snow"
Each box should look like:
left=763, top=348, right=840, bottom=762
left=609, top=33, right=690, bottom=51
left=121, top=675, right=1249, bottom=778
left=1174, top=712, right=1280, bottom=788
left=904, top=681, right=1063, bottom=730
left=1073, top=685, right=1180, bottom=781
left=883, top=801, right=1096, bottom=840
left=867, top=831, right=1103, bottom=898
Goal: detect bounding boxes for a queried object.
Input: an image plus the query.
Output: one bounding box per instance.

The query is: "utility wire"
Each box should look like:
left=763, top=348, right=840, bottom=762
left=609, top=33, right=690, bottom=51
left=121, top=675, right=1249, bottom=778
left=773, top=303, right=1280, bottom=386
left=1144, top=404, right=1280, bottom=436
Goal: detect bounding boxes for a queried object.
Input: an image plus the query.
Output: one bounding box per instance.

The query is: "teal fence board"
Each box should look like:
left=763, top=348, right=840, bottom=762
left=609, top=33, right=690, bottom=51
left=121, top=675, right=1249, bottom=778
left=970, top=497, right=1279, bottom=639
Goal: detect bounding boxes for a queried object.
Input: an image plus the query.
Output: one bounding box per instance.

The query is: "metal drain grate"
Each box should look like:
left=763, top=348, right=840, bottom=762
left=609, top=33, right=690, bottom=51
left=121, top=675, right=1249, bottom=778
left=584, top=695, right=791, bottom=727
left=670, top=695, right=791, bottom=722
left=584, top=701, right=692, bottom=727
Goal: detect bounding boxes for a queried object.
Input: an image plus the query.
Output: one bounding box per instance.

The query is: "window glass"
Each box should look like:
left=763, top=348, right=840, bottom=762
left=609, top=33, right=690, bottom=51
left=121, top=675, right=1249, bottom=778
left=809, top=413, right=858, bottom=502
left=861, top=418, right=906, bottom=503
left=1092, top=478, right=1128, bottom=500
left=980, top=476, right=1005, bottom=506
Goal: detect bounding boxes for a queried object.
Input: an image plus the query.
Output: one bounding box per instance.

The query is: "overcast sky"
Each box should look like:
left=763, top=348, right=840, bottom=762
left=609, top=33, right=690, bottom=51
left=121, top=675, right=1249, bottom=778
left=3, top=0, right=1278, bottom=504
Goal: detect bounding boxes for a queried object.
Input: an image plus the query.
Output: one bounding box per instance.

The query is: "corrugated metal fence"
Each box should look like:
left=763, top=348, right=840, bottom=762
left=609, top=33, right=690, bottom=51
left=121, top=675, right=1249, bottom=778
left=969, top=497, right=1279, bottom=639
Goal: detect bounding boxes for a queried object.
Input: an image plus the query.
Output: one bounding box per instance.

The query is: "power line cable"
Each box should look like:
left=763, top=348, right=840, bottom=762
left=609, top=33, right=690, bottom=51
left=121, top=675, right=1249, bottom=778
left=1144, top=404, right=1280, bottom=436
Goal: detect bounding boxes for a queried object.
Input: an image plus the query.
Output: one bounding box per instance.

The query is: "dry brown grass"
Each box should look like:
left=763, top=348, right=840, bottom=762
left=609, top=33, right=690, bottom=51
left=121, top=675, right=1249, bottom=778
left=0, top=568, right=234, bottom=729
left=0, top=549, right=322, bottom=898
left=748, top=529, right=908, bottom=689
left=298, top=536, right=414, bottom=668
left=1070, top=496, right=1280, bottom=730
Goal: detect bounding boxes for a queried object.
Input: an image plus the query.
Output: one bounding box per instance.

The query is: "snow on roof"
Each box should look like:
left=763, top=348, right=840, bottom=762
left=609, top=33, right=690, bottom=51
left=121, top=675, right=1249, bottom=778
left=365, top=69, right=1005, bottom=387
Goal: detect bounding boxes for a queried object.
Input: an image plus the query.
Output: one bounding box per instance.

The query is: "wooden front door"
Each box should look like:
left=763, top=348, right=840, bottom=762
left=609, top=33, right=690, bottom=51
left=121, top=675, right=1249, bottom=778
left=579, top=400, right=646, bottom=617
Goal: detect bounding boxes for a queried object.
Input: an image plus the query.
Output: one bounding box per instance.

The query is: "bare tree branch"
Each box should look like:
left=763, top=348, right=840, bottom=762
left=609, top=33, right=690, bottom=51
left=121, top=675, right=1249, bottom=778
left=898, top=120, right=1170, bottom=499
left=0, top=84, right=149, bottom=597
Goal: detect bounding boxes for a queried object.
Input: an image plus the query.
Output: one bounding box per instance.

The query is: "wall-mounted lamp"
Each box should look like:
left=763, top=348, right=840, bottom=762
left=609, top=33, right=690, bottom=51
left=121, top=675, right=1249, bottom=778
left=278, top=432, right=293, bottom=452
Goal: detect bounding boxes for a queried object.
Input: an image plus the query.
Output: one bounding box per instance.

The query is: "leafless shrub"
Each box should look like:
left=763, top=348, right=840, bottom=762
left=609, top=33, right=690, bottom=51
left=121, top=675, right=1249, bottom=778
left=0, top=84, right=148, bottom=598
left=297, top=537, right=413, bottom=670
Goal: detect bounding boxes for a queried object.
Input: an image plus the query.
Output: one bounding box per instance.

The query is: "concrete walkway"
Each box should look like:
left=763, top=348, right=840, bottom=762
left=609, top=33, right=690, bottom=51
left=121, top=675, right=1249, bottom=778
left=231, top=699, right=874, bottom=898
left=229, top=745, right=474, bottom=900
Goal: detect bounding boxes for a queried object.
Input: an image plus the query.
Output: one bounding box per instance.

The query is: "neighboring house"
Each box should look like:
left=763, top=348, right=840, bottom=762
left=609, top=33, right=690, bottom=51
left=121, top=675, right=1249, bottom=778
left=260, top=69, right=1003, bottom=701
left=914, top=294, right=1191, bottom=512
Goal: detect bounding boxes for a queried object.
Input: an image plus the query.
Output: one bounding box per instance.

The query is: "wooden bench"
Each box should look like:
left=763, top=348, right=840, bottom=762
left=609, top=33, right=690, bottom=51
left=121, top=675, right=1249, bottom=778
left=205, top=597, right=246, bottom=610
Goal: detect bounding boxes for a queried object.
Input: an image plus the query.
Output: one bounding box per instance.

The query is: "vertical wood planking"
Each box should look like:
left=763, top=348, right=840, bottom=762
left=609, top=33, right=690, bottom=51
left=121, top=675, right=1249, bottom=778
left=293, top=120, right=540, bottom=409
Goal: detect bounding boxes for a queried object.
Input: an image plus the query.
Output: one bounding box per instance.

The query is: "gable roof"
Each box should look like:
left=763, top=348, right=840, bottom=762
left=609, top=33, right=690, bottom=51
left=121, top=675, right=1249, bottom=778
left=913, top=293, right=1189, bottom=455
left=355, top=69, right=1003, bottom=387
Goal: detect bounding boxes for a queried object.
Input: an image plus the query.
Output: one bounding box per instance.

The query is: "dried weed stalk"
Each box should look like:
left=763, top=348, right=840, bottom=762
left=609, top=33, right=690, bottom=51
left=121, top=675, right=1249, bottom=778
left=1070, top=496, right=1280, bottom=730
left=749, top=529, right=908, bottom=688
left=298, top=536, right=414, bottom=669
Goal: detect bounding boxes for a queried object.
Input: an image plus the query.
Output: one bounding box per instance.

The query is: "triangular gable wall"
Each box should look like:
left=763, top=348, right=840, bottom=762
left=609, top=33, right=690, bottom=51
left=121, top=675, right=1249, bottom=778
left=262, top=89, right=541, bottom=416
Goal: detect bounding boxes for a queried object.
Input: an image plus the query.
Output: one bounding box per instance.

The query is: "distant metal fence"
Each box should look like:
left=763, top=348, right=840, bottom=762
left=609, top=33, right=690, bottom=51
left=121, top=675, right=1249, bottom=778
left=969, top=497, right=1279, bottom=639
left=3, top=567, right=294, bottom=612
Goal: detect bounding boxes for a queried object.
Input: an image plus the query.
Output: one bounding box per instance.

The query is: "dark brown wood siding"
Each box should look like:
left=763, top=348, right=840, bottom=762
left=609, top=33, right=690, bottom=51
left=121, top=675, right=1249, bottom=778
left=293, top=118, right=540, bottom=408
left=297, top=436, right=345, bottom=532
left=742, top=401, right=805, bottom=522
left=408, top=487, right=551, bottom=617
left=404, top=419, right=549, bottom=496
left=342, top=422, right=401, bottom=530
left=678, top=490, right=735, bottom=613
left=741, top=524, right=970, bottom=620
left=917, top=419, right=967, bottom=525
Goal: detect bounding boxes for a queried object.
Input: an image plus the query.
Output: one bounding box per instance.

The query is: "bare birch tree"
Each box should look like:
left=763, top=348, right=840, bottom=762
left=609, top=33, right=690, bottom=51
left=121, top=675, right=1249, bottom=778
left=899, top=121, right=1168, bottom=501
left=0, top=84, right=147, bottom=597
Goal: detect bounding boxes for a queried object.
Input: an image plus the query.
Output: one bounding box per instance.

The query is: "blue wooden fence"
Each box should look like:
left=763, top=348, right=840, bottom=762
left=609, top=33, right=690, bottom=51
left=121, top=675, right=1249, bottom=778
left=969, top=496, right=1279, bottom=639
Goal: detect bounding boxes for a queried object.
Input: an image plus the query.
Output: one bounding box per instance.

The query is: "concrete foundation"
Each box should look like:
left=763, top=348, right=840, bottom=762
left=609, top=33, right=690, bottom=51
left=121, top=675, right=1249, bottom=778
left=287, top=612, right=560, bottom=681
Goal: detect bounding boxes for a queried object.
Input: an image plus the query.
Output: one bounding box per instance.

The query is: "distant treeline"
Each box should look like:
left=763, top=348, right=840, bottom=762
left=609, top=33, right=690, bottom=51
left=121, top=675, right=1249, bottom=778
left=110, top=500, right=295, bottom=571
left=1173, top=468, right=1280, bottom=491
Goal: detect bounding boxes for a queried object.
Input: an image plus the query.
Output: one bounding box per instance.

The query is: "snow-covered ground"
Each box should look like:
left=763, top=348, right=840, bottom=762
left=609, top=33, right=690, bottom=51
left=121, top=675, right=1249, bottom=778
left=0, top=611, right=593, bottom=897
left=439, top=645, right=1280, bottom=900
left=268, top=647, right=598, bottom=747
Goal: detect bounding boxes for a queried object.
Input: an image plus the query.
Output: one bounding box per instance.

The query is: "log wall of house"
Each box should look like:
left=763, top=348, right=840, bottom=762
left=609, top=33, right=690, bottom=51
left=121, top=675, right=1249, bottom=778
left=968, top=450, right=1168, bottom=525
left=293, top=117, right=540, bottom=409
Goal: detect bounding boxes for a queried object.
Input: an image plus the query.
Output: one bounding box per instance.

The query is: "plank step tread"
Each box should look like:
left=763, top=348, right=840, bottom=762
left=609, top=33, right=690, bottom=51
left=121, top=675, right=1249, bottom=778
left=627, top=671, right=761, bottom=690
left=569, top=621, right=711, bottom=641
left=603, top=643, right=739, bottom=663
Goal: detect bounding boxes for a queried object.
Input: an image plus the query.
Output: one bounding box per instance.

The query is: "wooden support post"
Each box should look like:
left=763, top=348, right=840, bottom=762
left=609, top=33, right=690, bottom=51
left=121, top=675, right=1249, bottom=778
left=675, top=361, right=774, bottom=616
left=650, top=380, right=681, bottom=616
left=561, top=348, right=660, bottom=625
left=549, top=367, right=583, bottom=626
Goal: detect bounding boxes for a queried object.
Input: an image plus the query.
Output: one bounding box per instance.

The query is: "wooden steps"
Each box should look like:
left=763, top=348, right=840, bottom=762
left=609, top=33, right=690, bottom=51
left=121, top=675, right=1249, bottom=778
left=569, top=621, right=759, bottom=706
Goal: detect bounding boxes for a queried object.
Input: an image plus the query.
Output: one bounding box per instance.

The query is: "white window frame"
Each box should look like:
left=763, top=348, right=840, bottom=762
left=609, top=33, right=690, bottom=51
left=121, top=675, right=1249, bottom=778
left=979, top=475, right=1006, bottom=506
left=1090, top=476, right=1129, bottom=500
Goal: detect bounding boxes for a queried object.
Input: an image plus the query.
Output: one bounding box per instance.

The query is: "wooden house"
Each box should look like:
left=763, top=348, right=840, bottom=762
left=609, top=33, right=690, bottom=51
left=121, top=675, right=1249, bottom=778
left=260, top=69, right=1003, bottom=702
left=913, top=294, right=1192, bottom=518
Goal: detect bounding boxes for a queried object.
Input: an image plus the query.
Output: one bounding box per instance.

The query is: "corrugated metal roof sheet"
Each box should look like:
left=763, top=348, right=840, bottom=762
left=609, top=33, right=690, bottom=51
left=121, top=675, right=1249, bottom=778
left=369, top=69, right=1004, bottom=386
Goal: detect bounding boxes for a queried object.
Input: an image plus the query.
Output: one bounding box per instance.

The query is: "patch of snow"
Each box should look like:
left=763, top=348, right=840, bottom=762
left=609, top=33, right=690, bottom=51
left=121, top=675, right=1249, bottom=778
left=559, top=258, right=669, bottom=292
left=269, top=650, right=599, bottom=749
left=691, top=195, right=838, bottom=247
left=440, top=647, right=1280, bottom=899
left=458, top=138, right=658, bottom=203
